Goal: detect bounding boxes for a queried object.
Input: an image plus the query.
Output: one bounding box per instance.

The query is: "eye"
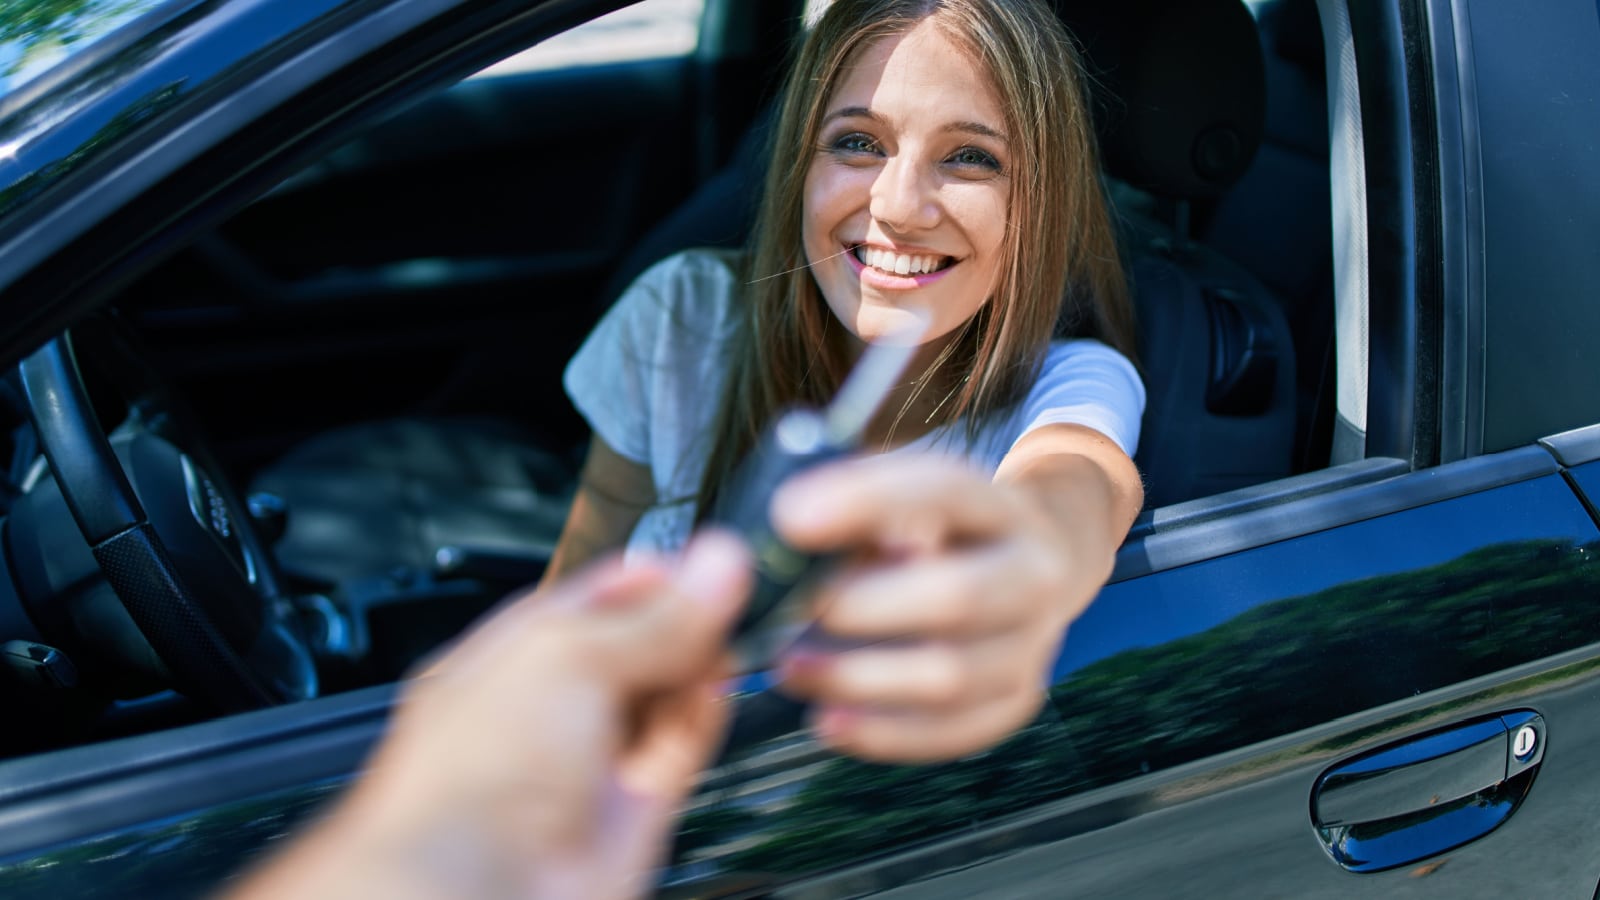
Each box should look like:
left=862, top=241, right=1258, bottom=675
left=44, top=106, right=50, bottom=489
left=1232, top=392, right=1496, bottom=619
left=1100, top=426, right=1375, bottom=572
left=827, top=131, right=881, bottom=156
left=947, top=146, right=1002, bottom=173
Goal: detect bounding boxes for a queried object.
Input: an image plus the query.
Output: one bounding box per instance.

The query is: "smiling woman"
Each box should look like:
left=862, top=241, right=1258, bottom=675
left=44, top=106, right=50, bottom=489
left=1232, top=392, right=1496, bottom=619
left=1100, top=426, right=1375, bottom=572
left=548, top=0, right=1145, bottom=764
left=802, top=22, right=1011, bottom=352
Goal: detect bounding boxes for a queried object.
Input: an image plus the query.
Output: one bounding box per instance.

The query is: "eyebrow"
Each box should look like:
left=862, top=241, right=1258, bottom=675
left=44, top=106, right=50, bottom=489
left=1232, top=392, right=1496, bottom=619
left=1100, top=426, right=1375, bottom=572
left=823, top=106, right=1009, bottom=144
left=943, top=120, right=1007, bottom=142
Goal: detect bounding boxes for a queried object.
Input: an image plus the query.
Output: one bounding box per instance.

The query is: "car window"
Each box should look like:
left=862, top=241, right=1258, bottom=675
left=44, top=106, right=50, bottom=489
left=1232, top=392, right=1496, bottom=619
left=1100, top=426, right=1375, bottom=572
left=470, top=0, right=704, bottom=78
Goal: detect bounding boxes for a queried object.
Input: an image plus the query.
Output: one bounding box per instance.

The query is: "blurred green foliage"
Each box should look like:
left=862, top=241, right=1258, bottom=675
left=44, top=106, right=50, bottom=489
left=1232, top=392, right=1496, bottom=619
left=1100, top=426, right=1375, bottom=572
left=1, top=0, right=149, bottom=77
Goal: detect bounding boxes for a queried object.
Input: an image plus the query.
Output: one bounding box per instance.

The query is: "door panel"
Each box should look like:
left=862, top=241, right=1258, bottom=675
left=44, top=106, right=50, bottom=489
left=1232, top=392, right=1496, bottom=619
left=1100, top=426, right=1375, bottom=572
left=1562, top=459, right=1600, bottom=515
left=0, top=685, right=391, bottom=899
left=862, top=656, right=1600, bottom=899
left=668, top=450, right=1600, bottom=896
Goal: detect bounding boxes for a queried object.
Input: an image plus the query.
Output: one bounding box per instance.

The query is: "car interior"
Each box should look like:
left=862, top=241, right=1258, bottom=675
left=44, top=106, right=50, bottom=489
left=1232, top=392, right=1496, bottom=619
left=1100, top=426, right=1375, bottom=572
left=0, top=0, right=1340, bottom=753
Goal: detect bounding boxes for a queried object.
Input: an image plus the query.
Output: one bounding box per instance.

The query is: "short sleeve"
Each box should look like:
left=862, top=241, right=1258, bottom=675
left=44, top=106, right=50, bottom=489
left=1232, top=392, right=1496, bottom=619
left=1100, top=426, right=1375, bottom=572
left=1016, top=340, right=1146, bottom=457
left=562, top=249, right=743, bottom=511
left=562, top=261, right=670, bottom=464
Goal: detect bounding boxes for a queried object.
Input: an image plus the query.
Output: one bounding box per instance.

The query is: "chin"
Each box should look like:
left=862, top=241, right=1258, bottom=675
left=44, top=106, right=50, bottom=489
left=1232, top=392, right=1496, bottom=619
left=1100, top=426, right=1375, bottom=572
left=845, top=304, right=942, bottom=347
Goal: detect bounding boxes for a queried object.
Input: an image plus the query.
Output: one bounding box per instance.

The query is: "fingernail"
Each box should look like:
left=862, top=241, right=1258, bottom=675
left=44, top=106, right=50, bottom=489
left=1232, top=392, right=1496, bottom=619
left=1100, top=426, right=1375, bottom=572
left=779, top=649, right=828, bottom=679
left=676, top=530, right=751, bottom=608
left=814, top=706, right=854, bottom=743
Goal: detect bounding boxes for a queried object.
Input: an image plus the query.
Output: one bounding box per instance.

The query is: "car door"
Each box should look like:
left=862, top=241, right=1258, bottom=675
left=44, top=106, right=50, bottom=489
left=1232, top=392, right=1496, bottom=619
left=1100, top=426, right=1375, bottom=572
left=671, top=444, right=1600, bottom=898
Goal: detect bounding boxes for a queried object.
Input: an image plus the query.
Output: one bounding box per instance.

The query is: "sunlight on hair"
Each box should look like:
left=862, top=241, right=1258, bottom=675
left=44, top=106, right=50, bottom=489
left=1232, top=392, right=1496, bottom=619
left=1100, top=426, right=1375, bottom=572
left=803, top=0, right=836, bottom=27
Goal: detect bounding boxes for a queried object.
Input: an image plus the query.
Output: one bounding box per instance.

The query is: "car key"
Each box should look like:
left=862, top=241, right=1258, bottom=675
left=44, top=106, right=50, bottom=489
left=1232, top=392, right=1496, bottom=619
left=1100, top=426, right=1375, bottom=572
left=720, top=316, right=928, bottom=672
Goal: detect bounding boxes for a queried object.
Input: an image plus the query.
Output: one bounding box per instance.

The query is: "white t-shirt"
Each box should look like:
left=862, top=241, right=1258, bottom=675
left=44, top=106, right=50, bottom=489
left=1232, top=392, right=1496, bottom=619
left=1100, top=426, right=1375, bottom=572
left=564, top=250, right=1146, bottom=560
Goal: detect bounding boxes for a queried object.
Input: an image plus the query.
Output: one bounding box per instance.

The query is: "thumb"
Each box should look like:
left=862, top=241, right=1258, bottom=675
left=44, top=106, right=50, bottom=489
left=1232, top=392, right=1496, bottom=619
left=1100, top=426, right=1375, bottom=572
left=582, top=530, right=753, bottom=692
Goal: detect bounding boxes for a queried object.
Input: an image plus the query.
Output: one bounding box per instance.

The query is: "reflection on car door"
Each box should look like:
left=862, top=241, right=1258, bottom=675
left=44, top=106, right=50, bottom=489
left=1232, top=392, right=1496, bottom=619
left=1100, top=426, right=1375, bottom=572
left=670, top=441, right=1600, bottom=898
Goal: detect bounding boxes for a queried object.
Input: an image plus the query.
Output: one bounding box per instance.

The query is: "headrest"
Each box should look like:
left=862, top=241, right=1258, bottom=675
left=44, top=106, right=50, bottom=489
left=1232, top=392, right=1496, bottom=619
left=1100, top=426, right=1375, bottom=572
left=1056, top=0, right=1266, bottom=200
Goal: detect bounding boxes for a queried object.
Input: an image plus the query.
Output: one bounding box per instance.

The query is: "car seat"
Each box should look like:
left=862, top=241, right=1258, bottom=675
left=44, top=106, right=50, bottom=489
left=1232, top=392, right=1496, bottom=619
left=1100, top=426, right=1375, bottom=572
left=1196, top=0, right=1335, bottom=472
left=1060, top=0, right=1296, bottom=506
left=252, top=0, right=1298, bottom=586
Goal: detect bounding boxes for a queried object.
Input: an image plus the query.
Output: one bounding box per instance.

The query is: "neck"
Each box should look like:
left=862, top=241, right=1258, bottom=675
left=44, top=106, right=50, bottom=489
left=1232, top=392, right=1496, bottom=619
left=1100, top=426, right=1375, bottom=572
left=857, top=329, right=970, bottom=450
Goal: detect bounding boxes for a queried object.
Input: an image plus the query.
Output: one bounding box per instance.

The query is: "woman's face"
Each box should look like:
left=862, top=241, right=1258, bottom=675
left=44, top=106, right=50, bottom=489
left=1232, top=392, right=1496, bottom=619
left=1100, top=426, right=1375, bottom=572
left=802, top=19, right=1011, bottom=351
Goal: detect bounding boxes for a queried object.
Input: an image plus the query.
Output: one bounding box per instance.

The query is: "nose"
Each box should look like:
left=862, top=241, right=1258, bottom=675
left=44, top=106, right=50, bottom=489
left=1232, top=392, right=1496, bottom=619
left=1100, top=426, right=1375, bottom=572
left=869, top=154, right=938, bottom=233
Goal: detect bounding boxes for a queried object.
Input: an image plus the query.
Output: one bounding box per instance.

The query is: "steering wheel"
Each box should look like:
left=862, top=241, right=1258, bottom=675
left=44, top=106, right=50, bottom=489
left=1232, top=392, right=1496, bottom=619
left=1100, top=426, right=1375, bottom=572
left=15, top=328, right=316, bottom=712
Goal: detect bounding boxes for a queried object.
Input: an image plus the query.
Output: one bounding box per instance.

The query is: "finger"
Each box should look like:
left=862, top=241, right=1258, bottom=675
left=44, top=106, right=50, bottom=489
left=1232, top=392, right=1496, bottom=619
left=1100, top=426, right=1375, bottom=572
left=778, top=636, right=1037, bottom=713
left=810, top=686, right=1048, bottom=763
left=572, top=530, right=754, bottom=692
left=361, top=660, right=620, bottom=854
left=446, top=532, right=748, bottom=692
left=600, top=676, right=732, bottom=887
left=809, top=542, right=1066, bottom=639
left=619, top=676, right=732, bottom=800
left=771, top=456, right=1023, bottom=553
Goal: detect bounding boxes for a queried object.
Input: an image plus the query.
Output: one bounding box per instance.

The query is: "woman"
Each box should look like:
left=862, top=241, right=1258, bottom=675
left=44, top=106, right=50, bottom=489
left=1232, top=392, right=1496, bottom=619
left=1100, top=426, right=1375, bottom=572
left=549, top=0, right=1145, bottom=764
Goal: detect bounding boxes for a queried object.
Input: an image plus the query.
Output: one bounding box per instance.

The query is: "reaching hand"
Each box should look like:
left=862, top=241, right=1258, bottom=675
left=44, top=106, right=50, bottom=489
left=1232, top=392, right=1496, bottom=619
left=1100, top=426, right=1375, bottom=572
left=770, top=454, right=1111, bottom=762
left=229, top=532, right=752, bottom=900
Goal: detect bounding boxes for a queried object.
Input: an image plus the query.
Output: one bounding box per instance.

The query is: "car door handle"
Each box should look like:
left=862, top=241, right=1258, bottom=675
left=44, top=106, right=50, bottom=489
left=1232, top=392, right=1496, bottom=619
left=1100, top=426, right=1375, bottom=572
left=1310, top=711, right=1546, bottom=872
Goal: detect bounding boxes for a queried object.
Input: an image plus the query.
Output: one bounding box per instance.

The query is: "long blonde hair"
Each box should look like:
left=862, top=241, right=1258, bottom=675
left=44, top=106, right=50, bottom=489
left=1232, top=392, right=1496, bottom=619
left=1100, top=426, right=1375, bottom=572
left=696, top=0, right=1133, bottom=516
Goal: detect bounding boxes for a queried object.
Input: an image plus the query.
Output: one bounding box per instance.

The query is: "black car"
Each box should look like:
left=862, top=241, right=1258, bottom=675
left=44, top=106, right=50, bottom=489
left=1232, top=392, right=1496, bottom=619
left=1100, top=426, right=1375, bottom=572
left=2, top=0, right=1600, bottom=895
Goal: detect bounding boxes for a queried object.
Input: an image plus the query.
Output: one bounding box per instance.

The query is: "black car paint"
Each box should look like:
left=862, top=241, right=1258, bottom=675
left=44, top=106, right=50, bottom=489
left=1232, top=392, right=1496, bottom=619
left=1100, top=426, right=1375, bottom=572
left=2, top=0, right=1600, bottom=897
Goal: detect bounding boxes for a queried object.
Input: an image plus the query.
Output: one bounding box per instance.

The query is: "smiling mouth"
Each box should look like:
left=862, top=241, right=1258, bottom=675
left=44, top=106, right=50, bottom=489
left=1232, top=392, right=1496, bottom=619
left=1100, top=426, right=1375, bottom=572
left=850, top=244, right=956, bottom=276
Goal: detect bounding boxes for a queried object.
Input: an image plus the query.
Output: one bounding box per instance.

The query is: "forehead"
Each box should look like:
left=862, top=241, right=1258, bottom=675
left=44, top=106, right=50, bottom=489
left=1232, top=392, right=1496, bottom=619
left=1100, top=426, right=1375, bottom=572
left=826, top=20, right=1004, bottom=125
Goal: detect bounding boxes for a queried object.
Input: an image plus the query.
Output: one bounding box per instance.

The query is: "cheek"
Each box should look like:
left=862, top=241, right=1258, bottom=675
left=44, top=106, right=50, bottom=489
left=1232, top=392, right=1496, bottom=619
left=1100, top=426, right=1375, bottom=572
left=801, top=165, right=836, bottom=237
left=803, top=165, right=872, bottom=247
left=946, top=186, right=1010, bottom=257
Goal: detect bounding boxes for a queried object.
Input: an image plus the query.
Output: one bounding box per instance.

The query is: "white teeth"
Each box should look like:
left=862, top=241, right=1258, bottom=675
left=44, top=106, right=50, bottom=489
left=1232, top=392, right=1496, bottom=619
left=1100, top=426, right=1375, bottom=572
left=856, top=247, right=947, bottom=276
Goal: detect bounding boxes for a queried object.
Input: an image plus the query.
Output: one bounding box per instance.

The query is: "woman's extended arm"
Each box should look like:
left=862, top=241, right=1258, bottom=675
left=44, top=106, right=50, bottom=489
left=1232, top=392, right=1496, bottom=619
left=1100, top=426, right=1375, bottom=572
left=770, top=423, right=1142, bottom=762
left=993, top=422, right=1145, bottom=585
left=542, top=437, right=657, bottom=586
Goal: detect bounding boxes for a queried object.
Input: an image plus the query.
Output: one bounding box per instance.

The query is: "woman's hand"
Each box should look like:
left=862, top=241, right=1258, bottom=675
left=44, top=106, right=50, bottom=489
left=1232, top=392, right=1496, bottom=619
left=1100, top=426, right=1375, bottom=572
left=770, top=424, right=1141, bottom=763
left=229, top=533, right=751, bottom=900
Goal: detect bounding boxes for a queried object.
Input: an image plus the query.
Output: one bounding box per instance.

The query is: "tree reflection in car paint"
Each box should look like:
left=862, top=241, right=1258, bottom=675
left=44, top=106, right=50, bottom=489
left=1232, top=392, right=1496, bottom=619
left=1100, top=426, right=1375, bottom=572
left=0, top=0, right=164, bottom=92
left=0, top=0, right=341, bottom=224
left=0, top=81, right=181, bottom=214
left=0, top=778, right=345, bottom=898
left=675, top=530, right=1600, bottom=878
